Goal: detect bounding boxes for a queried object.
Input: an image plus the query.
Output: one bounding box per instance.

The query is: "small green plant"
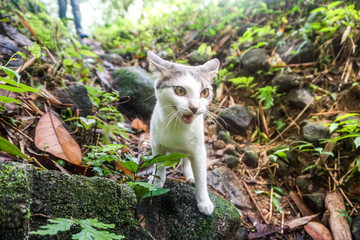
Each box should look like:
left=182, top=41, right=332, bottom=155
left=30, top=218, right=125, bottom=240
left=233, top=25, right=275, bottom=50
left=337, top=209, right=353, bottom=227
left=197, top=43, right=216, bottom=57
left=326, top=114, right=360, bottom=146
left=253, top=86, right=277, bottom=110
left=228, top=76, right=257, bottom=91
left=268, top=147, right=290, bottom=163
left=254, top=186, right=286, bottom=214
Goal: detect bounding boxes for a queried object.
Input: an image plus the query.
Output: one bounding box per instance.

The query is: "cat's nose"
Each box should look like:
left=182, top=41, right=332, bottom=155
left=189, top=106, right=198, bottom=114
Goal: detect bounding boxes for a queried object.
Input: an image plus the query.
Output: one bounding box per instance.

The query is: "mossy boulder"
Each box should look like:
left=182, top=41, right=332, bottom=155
left=0, top=162, right=151, bottom=240
left=112, top=67, right=156, bottom=119
left=139, top=179, right=247, bottom=240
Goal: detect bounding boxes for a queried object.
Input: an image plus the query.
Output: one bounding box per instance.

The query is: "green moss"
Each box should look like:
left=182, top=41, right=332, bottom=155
left=0, top=163, right=32, bottom=240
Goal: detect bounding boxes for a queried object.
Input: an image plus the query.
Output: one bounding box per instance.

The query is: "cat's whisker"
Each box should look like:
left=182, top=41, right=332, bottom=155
left=205, top=111, right=227, bottom=131
left=142, top=93, right=156, bottom=103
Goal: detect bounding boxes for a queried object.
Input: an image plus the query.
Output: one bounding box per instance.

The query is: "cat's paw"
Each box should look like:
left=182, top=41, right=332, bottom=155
left=197, top=199, right=214, bottom=215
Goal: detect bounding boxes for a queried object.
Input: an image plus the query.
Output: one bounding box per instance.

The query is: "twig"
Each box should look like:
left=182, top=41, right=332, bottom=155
left=269, top=101, right=312, bottom=144
left=258, top=101, right=269, bottom=137
left=268, top=186, right=273, bottom=222
left=243, top=181, right=269, bottom=224
left=15, top=56, right=37, bottom=74
left=0, top=117, right=34, bottom=142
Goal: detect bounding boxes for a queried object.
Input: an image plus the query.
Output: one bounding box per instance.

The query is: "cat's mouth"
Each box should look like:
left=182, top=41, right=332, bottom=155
left=180, top=114, right=194, bottom=124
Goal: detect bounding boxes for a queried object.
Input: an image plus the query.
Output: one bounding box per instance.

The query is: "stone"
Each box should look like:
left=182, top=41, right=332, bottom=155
left=237, top=22, right=255, bottom=37
left=113, top=67, right=156, bottom=119
left=218, top=105, right=254, bottom=135
left=214, top=140, right=226, bottom=149
left=0, top=162, right=33, bottom=240
left=207, top=166, right=253, bottom=210
left=99, top=53, right=123, bottom=65
left=352, top=214, right=360, bottom=240
left=218, top=131, right=232, bottom=144
left=271, top=71, right=302, bottom=93
left=287, top=89, right=314, bottom=108
left=303, top=193, right=325, bottom=214
left=223, top=154, right=239, bottom=169
left=295, top=175, right=314, bottom=194
left=302, top=121, right=329, bottom=144
left=277, top=40, right=315, bottom=64
left=240, top=48, right=270, bottom=73
left=138, top=179, right=246, bottom=240
left=188, top=50, right=209, bottom=65
left=0, top=162, right=151, bottom=240
left=243, top=148, right=258, bottom=168
left=53, top=84, right=93, bottom=116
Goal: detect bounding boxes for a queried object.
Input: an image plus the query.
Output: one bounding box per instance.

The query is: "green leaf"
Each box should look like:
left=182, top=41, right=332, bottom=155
left=329, top=123, right=338, bottom=133
left=273, top=186, right=286, bottom=196
left=354, top=137, right=360, bottom=149
left=209, top=27, right=216, bottom=36
left=0, top=76, right=39, bottom=93
left=0, top=95, right=20, bottom=104
left=0, top=136, right=29, bottom=159
left=150, top=153, right=188, bottom=165
left=121, top=161, right=138, bottom=174
left=63, top=58, right=74, bottom=66
left=79, top=49, right=98, bottom=58
left=79, top=117, right=96, bottom=130
left=142, top=187, right=170, bottom=199
left=327, top=1, right=342, bottom=9
left=30, top=218, right=74, bottom=235
left=197, top=43, right=207, bottom=55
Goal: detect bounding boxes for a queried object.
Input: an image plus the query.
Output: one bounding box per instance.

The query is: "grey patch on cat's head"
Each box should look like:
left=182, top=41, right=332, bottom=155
left=147, top=50, right=220, bottom=89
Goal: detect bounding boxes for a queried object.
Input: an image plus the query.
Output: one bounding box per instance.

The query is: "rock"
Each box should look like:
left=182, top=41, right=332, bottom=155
left=219, top=105, right=254, bottom=135
left=277, top=40, right=315, bottom=64
left=138, top=179, right=246, bottom=240
left=112, top=67, right=156, bottom=119
left=287, top=89, right=314, bottom=108
left=240, top=49, right=270, bottom=73
left=218, top=131, right=232, bottom=144
left=188, top=50, right=209, bottom=65
left=0, top=162, right=33, bottom=240
left=99, top=53, right=123, bottom=65
left=223, top=155, right=239, bottom=169
left=214, top=140, right=226, bottom=149
left=271, top=71, right=302, bottom=93
left=207, top=166, right=253, bottom=209
left=237, top=22, right=255, bottom=37
left=53, top=84, right=93, bottom=116
left=303, top=193, right=325, bottom=214
left=302, top=121, right=329, bottom=144
left=0, top=36, right=24, bottom=67
left=0, top=162, right=151, bottom=240
left=352, top=214, right=360, bottom=240
left=243, top=148, right=258, bottom=168
left=295, top=175, right=314, bottom=194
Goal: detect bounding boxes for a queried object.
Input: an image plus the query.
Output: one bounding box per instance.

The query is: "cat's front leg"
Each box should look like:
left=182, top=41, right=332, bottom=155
left=190, top=149, right=214, bottom=215
left=182, top=158, right=194, bottom=183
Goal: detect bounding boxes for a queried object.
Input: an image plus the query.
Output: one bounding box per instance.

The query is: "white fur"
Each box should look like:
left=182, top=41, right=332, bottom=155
left=149, top=74, right=214, bottom=215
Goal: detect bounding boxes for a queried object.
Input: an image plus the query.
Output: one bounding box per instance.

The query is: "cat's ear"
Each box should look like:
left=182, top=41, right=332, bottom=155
left=198, top=58, right=220, bottom=80
left=147, top=50, right=172, bottom=75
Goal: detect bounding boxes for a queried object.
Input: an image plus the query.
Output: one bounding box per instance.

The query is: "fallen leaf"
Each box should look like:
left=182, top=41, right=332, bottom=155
left=248, top=215, right=282, bottom=239
left=304, top=221, right=333, bottom=240
left=35, top=112, right=82, bottom=166
left=284, top=214, right=320, bottom=230
left=131, top=118, right=148, bottom=132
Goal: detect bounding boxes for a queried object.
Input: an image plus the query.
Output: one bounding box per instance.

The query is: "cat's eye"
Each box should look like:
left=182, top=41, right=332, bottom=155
left=174, top=86, right=186, bottom=96
left=200, top=88, right=210, bottom=98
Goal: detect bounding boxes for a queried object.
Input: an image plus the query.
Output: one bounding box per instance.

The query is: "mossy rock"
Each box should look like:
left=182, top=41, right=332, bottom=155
left=0, top=162, right=151, bottom=240
left=138, top=179, right=246, bottom=240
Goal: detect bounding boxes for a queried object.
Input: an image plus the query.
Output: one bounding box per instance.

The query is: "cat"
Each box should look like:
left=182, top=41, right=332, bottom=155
left=147, top=50, right=220, bottom=215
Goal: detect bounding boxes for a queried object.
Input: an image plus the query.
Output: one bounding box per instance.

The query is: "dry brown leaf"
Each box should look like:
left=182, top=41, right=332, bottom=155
left=35, top=112, right=82, bottom=166
left=304, top=221, right=333, bottom=240
left=131, top=118, right=148, bottom=132
left=284, top=214, right=320, bottom=230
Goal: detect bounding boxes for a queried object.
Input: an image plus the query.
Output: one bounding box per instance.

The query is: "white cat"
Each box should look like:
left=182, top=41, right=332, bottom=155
left=147, top=50, right=220, bottom=215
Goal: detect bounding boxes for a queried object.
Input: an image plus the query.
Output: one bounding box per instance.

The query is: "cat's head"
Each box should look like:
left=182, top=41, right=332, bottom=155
left=148, top=50, right=219, bottom=124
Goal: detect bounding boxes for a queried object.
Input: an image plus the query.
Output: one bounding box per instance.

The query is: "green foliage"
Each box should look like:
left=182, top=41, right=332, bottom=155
left=228, top=76, right=257, bottom=90
left=255, top=186, right=286, bottom=214
left=0, top=136, right=29, bottom=159
left=0, top=59, right=39, bottom=108
left=337, top=209, right=353, bottom=227
left=30, top=218, right=125, bottom=240
left=197, top=43, right=215, bottom=57
left=326, top=114, right=360, bottom=147
left=268, top=147, right=290, bottom=163
left=254, top=86, right=277, bottom=110
left=233, top=25, right=274, bottom=50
